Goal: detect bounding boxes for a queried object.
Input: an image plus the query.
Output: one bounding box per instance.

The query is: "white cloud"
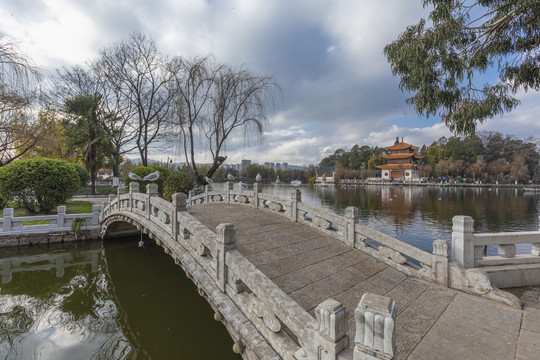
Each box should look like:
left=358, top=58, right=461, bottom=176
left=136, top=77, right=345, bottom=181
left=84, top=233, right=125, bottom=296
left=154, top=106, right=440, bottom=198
left=1, top=0, right=538, bottom=167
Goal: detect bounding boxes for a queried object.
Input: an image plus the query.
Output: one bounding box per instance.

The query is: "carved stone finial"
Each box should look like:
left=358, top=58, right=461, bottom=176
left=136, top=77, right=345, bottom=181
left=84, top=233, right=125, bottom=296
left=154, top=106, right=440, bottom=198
left=354, top=293, right=397, bottom=360
left=172, top=193, right=187, bottom=210
left=315, top=298, right=349, bottom=360
left=432, top=240, right=449, bottom=257
left=129, top=181, right=140, bottom=193
left=345, top=206, right=359, bottom=220
left=146, top=183, right=158, bottom=197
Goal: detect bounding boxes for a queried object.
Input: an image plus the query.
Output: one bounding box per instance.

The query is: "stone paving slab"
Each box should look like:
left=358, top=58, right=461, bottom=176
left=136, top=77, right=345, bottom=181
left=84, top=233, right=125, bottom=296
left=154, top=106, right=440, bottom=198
left=409, top=293, right=521, bottom=360
left=189, top=204, right=535, bottom=359
left=516, top=307, right=540, bottom=360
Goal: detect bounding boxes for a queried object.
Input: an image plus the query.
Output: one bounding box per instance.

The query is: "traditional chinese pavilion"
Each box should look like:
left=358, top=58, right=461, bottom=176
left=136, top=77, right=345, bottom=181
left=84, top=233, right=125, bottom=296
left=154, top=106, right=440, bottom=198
left=376, top=138, right=424, bottom=181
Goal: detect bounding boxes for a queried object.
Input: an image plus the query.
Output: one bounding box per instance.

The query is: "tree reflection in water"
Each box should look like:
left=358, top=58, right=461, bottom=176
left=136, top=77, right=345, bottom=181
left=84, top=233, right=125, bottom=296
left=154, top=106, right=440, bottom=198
left=0, top=239, right=240, bottom=360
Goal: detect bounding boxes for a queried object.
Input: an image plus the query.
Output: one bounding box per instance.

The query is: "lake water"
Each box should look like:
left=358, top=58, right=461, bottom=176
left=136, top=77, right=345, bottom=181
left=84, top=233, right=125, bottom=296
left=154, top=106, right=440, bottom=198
left=1, top=184, right=538, bottom=359
left=0, top=239, right=241, bottom=360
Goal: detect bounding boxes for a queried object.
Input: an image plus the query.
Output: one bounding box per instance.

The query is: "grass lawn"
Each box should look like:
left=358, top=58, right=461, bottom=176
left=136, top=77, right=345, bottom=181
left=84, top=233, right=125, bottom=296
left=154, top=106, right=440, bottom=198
left=1, top=201, right=94, bottom=225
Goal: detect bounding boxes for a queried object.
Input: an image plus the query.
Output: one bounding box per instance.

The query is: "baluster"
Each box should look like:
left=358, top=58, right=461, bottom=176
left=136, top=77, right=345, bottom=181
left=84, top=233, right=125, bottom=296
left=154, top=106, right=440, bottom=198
left=451, top=215, right=475, bottom=268
left=3, top=208, right=13, bottom=231
left=532, top=216, right=540, bottom=256
left=146, top=183, right=158, bottom=219
left=291, top=189, right=301, bottom=221
left=56, top=206, right=66, bottom=229
left=315, top=299, right=349, bottom=360
left=432, top=239, right=449, bottom=286
left=345, top=206, right=359, bottom=247
left=171, top=193, right=187, bottom=241
left=354, top=293, right=397, bottom=360
left=216, top=223, right=237, bottom=292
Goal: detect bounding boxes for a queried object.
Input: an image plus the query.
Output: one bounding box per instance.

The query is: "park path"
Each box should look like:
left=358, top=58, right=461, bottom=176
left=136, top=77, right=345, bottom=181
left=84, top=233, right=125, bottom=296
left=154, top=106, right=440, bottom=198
left=189, top=203, right=540, bottom=359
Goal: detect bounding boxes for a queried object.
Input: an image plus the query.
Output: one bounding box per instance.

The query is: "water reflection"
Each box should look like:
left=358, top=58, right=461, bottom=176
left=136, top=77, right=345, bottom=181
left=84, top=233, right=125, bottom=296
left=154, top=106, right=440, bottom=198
left=0, top=240, right=240, bottom=360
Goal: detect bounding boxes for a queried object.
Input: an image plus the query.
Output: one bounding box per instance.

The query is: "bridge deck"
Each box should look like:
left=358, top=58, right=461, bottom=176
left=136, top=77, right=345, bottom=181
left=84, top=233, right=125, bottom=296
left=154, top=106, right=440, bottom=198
left=189, top=203, right=539, bottom=360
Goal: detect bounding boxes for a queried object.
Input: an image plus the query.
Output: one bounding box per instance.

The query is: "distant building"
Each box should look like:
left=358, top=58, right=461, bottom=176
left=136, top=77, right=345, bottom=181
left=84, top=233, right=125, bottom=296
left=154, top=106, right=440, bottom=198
left=282, top=162, right=288, bottom=170
left=275, top=163, right=281, bottom=170
left=241, top=159, right=251, bottom=172
left=375, top=138, right=424, bottom=181
left=263, top=162, right=274, bottom=169
left=315, top=166, right=336, bottom=184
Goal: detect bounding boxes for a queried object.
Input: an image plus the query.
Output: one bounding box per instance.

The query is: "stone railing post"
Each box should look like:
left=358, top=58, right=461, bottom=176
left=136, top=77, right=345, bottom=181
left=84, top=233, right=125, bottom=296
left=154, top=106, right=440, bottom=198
left=532, top=216, right=540, bottom=256
left=146, top=183, right=158, bottom=219
left=205, top=185, right=210, bottom=204
left=129, top=182, right=139, bottom=212
left=91, top=205, right=100, bottom=225
left=56, top=206, right=66, bottom=229
left=216, top=223, right=237, bottom=292
left=130, top=182, right=140, bottom=193
left=315, top=299, right=349, bottom=360
left=345, top=206, right=359, bottom=247
left=3, top=208, right=13, bottom=231
left=108, top=194, right=116, bottom=211
left=452, top=216, right=476, bottom=268
left=354, top=293, right=397, bottom=360
left=291, top=189, right=301, bottom=221
left=117, top=186, right=126, bottom=209
left=432, top=240, right=449, bottom=286
left=226, top=181, right=233, bottom=204
left=171, top=193, right=187, bottom=241
left=253, top=183, right=260, bottom=209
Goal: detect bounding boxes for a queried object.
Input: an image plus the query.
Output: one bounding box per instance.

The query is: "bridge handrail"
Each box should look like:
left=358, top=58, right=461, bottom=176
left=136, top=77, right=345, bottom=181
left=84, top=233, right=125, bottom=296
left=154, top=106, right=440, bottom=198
left=187, top=184, right=443, bottom=284
left=225, top=250, right=318, bottom=357
left=1, top=205, right=100, bottom=234
left=452, top=215, right=540, bottom=272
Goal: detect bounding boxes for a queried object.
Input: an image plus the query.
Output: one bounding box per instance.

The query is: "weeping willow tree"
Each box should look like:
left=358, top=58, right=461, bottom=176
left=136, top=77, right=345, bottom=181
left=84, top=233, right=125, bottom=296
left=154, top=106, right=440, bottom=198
left=171, top=56, right=278, bottom=185
left=384, top=0, right=540, bottom=135
left=0, top=34, right=43, bottom=165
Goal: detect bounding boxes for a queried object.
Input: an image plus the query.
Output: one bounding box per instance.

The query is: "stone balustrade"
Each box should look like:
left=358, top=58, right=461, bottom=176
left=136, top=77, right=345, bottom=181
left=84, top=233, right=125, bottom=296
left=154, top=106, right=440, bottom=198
left=187, top=183, right=444, bottom=285
left=186, top=186, right=529, bottom=308
left=452, top=215, right=540, bottom=288
left=102, top=184, right=399, bottom=359
left=0, top=205, right=100, bottom=236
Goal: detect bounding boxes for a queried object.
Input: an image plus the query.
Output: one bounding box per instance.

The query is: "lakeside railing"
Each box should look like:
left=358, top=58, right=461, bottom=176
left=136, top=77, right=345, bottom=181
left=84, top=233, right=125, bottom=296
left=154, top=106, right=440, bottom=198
left=0, top=205, right=101, bottom=236
left=452, top=215, right=540, bottom=288
left=102, top=183, right=400, bottom=360
left=187, top=183, right=526, bottom=308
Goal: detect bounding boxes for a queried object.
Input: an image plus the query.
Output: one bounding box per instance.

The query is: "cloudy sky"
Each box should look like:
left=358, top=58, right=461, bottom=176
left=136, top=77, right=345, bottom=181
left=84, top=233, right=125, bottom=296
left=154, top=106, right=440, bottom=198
left=2, top=0, right=539, bottom=166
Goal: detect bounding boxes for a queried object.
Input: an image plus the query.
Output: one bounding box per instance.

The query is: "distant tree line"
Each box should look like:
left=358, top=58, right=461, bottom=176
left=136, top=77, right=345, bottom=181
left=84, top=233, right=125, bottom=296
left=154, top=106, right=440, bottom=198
left=319, top=132, right=540, bottom=183
left=424, top=132, right=540, bottom=183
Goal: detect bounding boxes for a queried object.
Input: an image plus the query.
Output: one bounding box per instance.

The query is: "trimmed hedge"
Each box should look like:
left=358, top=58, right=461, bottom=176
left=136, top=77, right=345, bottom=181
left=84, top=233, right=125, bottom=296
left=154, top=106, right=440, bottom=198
left=163, top=171, right=194, bottom=200
left=0, top=158, right=82, bottom=214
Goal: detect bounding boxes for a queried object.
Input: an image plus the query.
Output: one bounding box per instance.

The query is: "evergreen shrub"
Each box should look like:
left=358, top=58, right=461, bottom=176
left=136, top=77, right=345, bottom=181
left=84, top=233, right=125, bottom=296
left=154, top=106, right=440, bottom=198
left=0, top=158, right=81, bottom=214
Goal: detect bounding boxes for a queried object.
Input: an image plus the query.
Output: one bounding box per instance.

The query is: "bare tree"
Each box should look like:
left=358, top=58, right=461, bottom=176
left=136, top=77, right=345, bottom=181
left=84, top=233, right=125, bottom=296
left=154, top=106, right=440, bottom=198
left=172, top=56, right=278, bottom=184
left=0, top=34, right=43, bottom=165
left=97, top=33, right=177, bottom=166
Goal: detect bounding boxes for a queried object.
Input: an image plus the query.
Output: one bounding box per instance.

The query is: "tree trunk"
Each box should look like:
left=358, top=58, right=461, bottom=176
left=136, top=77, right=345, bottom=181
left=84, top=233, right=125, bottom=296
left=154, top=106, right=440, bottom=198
left=91, top=171, right=97, bottom=195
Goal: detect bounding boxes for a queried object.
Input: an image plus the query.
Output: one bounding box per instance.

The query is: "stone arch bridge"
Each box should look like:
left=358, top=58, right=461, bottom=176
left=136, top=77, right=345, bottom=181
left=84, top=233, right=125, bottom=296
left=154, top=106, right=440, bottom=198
left=100, top=182, right=540, bottom=360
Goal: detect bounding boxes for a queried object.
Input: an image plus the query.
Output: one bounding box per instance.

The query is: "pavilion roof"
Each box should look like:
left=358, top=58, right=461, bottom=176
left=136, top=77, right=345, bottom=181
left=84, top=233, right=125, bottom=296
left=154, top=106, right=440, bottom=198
left=386, top=139, right=420, bottom=151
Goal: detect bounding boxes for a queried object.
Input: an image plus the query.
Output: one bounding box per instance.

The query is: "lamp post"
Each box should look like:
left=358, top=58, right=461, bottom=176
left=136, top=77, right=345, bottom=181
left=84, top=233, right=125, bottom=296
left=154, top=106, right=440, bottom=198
left=166, top=156, right=173, bottom=170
